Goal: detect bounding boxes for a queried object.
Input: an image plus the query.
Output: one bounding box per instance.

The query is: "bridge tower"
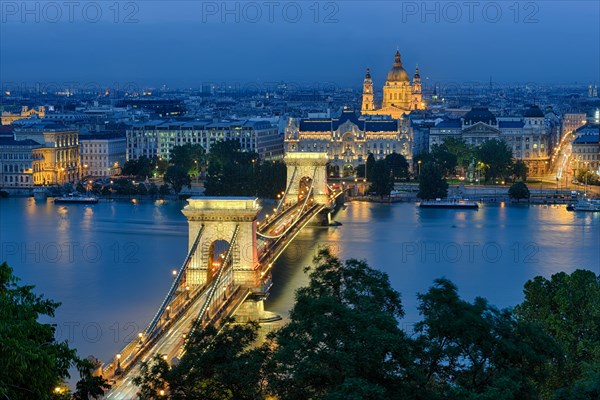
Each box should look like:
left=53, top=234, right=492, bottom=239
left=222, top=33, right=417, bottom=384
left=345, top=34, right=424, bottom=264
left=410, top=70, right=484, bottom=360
left=284, top=152, right=330, bottom=205
left=182, top=197, right=261, bottom=288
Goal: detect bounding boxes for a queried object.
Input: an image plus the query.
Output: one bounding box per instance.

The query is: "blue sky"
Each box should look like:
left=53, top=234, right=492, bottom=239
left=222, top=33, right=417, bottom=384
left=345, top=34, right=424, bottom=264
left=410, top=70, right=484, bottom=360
left=1, top=1, right=598, bottom=87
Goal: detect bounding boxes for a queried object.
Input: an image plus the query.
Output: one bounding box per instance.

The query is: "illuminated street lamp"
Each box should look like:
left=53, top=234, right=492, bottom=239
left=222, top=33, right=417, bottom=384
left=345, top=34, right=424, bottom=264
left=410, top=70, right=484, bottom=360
left=185, top=285, right=190, bottom=300
left=115, top=354, right=122, bottom=375
left=166, top=306, right=171, bottom=320
left=172, top=269, right=177, bottom=279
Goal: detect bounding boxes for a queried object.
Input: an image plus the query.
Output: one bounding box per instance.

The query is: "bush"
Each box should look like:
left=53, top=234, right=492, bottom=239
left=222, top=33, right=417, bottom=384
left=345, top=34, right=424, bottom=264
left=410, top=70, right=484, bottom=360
left=508, top=181, right=530, bottom=201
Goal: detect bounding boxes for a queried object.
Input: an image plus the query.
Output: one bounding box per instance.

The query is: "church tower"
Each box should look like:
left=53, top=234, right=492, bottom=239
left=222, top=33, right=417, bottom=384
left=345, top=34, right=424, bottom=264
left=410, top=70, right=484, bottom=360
left=411, top=65, right=424, bottom=110
left=361, top=68, right=374, bottom=113
left=382, top=50, right=411, bottom=111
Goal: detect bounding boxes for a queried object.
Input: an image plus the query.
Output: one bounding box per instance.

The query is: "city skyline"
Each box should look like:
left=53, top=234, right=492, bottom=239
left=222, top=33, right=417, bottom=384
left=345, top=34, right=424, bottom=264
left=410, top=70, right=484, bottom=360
left=1, top=1, right=599, bottom=86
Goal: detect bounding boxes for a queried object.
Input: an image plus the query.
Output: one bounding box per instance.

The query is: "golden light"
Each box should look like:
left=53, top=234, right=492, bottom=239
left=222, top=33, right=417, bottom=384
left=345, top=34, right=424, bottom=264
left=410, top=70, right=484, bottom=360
left=159, top=389, right=165, bottom=396
left=163, top=355, right=167, bottom=360
left=116, top=353, right=121, bottom=360
left=172, top=269, right=177, bottom=276
left=54, top=387, right=61, bottom=393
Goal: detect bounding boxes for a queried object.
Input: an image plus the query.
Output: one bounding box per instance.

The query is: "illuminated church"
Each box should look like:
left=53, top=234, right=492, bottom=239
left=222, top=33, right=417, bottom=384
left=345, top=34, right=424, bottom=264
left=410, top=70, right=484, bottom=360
left=361, top=50, right=426, bottom=119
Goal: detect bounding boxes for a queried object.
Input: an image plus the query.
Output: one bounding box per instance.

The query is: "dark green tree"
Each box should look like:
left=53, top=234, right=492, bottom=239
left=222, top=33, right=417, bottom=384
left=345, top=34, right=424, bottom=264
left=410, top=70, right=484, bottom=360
left=477, top=139, right=513, bottom=183
left=122, top=156, right=153, bottom=179
left=515, top=270, right=600, bottom=395
left=158, top=184, right=171, bottom=198
left=256, top=161, right=286, bottom=198
left=75, top=182, right=86, bottom=194
left=169, top=144, right=205, bottom=176
left=134, top=321, right=266, bottom=400
left=204, top=140, right=258, bottom=196
left=441, top=137, right=475, bottom=173
left=414, top=278, right=560, bottom=399
left=366, top=153, right=376, bottom=182
left=512, top=160, right=529, bottom=182
left=385, top=153, right=409, bottom=180
left=137, top=183, right=148, bottom=196
left=508, top=181, right=530, bottom=201
left=368, top=159, right=394, bottom=197
left=0, top=262, right=110, bottom=400
left=430, top=144, right=458, bottom=176
left=148, top=183, right=159, bottom=198
left=417, top=162, right=448, bottom=200
left=72, top=359, right=111, bottom=400
left=164, top=166, right=191, bottom=193
left=266, top=248, right=413, bottom=400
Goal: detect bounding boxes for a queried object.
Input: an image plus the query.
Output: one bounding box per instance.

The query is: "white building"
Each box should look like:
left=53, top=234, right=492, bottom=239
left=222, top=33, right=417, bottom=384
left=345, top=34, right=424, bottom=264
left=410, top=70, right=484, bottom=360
left=126, top=119, right=282, bottom=161
left=0, top=137, right=40, bottom=188
left=79, top=132, right=127, bottom=177
left=429, top=106, right=551, bottom=176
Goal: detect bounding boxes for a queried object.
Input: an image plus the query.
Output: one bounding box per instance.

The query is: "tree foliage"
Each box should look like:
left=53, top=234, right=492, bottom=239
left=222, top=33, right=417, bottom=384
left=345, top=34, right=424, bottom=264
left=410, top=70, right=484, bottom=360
left=508, top=181, right=530, bottom=201
left=265, top=248, right=413, bottom=400
left=515, top=270, right=600, bottom=395
left=164, top=166, right=191, bottom=193
left=366, top=153, right=376, bottom=182
left=418, top=162, right=448, bottom=200
left=477, top=139, right=513, bottom=183
left=385, top=153, right=409, bottom=180
left=0, top=262, right=110, bottom=400
left=134, top=321, right=266, bottom=400
left=368, top=159, right=394, bottom=197
left=169, top=144, right=205, bottom=176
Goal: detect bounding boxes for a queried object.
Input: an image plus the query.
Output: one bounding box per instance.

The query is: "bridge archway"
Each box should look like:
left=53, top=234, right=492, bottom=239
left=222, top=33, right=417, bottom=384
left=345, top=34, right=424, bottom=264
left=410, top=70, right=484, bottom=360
left=207, top=239, right=229, bottom=283
left=284, top=152, right=329, bottom=205
left=298, top=176, right=313, bottom=202
left=182, top=197, right=261, bottom=288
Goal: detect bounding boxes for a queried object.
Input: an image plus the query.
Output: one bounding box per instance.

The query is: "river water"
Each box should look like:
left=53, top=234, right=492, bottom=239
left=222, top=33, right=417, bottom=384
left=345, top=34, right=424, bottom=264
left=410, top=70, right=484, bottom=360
left=0, top=197, right=598, bottom=365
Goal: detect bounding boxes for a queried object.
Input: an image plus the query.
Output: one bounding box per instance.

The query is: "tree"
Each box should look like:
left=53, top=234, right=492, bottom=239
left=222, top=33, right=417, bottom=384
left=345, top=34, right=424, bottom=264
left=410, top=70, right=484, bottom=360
left=170, top=144, right=205, bottom=176
left=204, top=140, right=258, bottom=196
left=76, top=182, right=86, bottom=194
left=134, top=321, right=267, bottom=400
left=477, top=139, right=513, bottom=183
left=508, top=181, right=530, bottom=201
left=441, top=137, right=475, bottom=173
left=430, top=144, right=458, bottom=176
left=385, top=153, right=409, bottom=180
left=515, top=270, right=600, bottom=395
left=266, top=248, right=413, bottom=400
left=413, top=278, right=560, bottom=399
left=72, top=359, right=111, bottom=400
left=366, top=153, right=376, bottom=182
left=158, top=184, right=171, bottom=198
left=122, top=156, right=153, bottom=179
left=137, top=183, right=148, bottom=196
left=368, top=159, right=394, bottom=197
left=148, top=183, right=159, bottom=198
left=417, top=162, right=448, bottom=200
left=0, top=262, right=110, bottom=400
left=164, top=166, right=191, bottom=193
left=512, top=160, right=529, bottom=182
left=256, top=161, right=286, bottom=198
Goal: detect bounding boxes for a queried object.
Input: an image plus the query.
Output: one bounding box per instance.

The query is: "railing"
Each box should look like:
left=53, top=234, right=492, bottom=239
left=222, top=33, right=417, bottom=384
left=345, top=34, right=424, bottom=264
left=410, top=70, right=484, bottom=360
left=184, top=224, right=240, bottom=348
left=145, top=224, right=205, bottom=337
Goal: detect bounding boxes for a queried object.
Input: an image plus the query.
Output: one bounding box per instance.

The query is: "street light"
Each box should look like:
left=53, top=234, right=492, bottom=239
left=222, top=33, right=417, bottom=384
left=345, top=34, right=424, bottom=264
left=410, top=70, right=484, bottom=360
left=115, top=354, right=122, bottom=375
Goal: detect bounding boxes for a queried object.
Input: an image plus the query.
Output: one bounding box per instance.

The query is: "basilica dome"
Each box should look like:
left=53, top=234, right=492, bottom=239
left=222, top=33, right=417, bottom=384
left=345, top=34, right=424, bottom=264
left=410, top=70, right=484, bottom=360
left=386, top=50, right=410, bottom=83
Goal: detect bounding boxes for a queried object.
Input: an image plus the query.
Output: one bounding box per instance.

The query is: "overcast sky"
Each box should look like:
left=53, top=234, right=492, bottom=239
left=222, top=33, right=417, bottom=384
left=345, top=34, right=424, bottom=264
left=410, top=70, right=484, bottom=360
left=1, top=1, right=599, bottom=88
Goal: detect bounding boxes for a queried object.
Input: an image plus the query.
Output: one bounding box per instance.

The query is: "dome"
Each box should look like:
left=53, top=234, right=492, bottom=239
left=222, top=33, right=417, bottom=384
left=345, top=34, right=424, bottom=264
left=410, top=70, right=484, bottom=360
left=463, top=107, right=497, bottom=124
left=386, top=50, right=410, bottom=83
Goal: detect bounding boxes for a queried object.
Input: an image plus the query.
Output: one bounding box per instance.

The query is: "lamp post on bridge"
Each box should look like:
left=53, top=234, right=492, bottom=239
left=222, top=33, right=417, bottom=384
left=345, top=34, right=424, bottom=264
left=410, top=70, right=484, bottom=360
left=115, top=354, right=122, bottom=375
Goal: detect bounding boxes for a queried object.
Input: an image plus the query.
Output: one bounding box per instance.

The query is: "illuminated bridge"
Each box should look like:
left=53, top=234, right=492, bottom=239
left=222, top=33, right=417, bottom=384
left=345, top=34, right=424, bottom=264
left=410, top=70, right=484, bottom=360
left=103, top=152, right=344, bottom=399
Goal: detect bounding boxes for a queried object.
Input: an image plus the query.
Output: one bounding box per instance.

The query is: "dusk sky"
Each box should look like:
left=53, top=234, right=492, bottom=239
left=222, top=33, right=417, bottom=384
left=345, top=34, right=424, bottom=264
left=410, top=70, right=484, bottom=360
left=1, top=1, right=599, bottom=87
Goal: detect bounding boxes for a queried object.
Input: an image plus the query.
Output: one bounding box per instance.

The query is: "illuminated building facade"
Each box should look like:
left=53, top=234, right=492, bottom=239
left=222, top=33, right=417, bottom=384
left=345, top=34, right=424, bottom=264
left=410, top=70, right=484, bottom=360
left=361, top=50, right=426, bottom=119
left=285, top=107, right=412, bottom=175
left=429, top=106, right=551, bottom=176
left=126, top=120, right=282, bottom=161
left=0, top=137, right=40, bottom=188
left=1, top=106, right=45, bottom=125
left=80, top=133, right=126, bottom=177
left=14, top=124, right=81, bottom=185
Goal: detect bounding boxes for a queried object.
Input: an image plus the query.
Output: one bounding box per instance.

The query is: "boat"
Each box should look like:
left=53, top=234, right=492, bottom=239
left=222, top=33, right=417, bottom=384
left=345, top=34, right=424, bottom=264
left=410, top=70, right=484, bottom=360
left=419, top=198, right=479, bottom=209
left=566, top=199, right=600, bottom=212
left=54, top=192, right=99, bottom=204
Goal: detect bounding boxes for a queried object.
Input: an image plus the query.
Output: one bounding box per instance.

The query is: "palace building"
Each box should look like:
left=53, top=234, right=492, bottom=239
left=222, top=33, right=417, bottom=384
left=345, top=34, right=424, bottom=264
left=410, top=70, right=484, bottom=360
left=361, top=50, right=426, bottom=119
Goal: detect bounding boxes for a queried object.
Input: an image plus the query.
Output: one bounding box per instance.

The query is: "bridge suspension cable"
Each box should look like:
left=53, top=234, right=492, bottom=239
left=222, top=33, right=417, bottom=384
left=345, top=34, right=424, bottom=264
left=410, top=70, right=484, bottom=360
left=145, top=224, right=205, bottom=336
left=275, top=165, right=297, bottom=214
left=257, top=166, right=317, bottom=240
left=184, top=224, right=240, bottom=349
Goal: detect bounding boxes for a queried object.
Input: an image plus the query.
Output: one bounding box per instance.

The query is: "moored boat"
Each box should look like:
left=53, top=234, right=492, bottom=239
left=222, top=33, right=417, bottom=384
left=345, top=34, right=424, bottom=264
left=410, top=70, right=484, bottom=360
left=419, top=198, right=479, bottom=209
left=54, top=192, right=99, bottom=204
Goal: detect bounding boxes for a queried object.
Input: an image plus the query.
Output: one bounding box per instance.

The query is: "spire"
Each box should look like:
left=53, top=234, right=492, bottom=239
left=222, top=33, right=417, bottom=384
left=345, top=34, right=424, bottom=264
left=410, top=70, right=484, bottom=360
left=394, top=49, right=402, bottom=67
left=365, top=67, right=371, bottom=80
